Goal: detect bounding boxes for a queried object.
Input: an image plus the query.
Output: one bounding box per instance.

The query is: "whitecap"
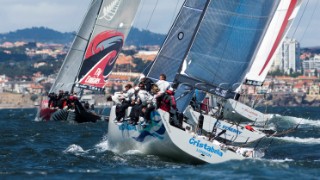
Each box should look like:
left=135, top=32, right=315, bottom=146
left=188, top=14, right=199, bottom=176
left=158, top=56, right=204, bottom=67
left=269, top=158, right=294, bottom=163
left=275, top=136, right=320, bottom=144
left=276, top=115, right=320, bottom=127
left=124, top=149, right=143, bottom=155
left=63, top=144, right=88, bottom=155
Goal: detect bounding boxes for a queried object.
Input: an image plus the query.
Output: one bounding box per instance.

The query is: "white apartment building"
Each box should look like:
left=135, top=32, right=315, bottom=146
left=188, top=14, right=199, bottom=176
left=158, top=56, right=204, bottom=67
left=271, top=38, right=300, bottom=74
left=302, top=55, right=320, bottom=76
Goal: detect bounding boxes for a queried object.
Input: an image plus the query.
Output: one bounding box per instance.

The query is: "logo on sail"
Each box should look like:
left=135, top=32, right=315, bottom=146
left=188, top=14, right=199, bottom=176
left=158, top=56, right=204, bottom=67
left=98, top=0, right=122, bottom=21
left=77, top=30, right=124, bottom=90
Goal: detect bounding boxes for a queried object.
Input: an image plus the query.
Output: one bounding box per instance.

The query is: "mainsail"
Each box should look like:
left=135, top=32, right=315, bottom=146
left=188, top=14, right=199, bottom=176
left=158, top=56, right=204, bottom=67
left=50, top=0, right=141, bottom=93
left=147, top=0, right=302, bottom=112
left=180, top=0, right=281, bottom=97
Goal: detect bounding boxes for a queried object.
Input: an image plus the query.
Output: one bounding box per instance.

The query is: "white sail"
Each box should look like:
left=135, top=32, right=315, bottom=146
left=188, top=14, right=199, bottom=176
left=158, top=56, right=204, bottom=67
left=225, top=0, right=302, bottom=124
left=244, top=0, right=302, bottom=86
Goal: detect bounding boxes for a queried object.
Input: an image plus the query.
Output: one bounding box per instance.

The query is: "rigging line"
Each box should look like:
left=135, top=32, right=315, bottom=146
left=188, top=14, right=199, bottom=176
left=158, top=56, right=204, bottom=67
left=289, top=0, right=310, bottom=38
left=134, top=0, right=145, bottom=29
left=297, top=0, right=318, bottom=43
left=144, top=0, right=160, bottom=30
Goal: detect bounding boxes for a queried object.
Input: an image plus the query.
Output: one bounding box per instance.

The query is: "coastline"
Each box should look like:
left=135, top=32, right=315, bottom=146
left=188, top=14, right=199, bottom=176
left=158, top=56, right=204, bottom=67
left=0, top=106, right=37, bottom=110
left=1, top=92, right=320, bottom=109
left=0, top=93, right=37, bottom=109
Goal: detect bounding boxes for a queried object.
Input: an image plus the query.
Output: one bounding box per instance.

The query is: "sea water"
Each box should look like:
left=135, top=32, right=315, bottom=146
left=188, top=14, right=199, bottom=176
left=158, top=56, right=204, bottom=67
left=0, top=107, right=319, bottom=179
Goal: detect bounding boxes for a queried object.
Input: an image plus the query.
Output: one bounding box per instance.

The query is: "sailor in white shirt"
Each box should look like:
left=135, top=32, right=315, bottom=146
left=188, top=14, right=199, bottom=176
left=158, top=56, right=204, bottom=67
left=156, top=73, right=170, bottom=93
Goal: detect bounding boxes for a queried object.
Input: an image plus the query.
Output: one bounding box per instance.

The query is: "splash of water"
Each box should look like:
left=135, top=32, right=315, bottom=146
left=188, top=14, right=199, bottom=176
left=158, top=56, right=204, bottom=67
left=95, top=134, right=110, bottom=153
left=63, top=144, right=88, bottom=155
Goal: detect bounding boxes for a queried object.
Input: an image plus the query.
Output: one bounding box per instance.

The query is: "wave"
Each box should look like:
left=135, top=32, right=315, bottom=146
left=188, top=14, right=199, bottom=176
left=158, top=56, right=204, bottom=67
left=268, top=158, right=294, bottom=163
left=123, top=150, right=143, bottom=155
left=274, top=136, right=320, bottom=144
left=271, top=114, right=320, bottom=127
left=95, top=135, right=110, bottom=153
left=63, top=144, right=88, bottom=155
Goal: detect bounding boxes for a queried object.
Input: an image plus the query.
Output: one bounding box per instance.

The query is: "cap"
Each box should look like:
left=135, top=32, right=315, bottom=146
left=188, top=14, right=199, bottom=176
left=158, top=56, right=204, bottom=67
left=139, top=74, right=146, bottom=81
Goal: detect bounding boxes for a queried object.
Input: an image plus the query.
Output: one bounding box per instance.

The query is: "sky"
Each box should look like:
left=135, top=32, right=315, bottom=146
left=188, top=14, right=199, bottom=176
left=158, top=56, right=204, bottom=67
left=0, top=0, right=319, bottom=47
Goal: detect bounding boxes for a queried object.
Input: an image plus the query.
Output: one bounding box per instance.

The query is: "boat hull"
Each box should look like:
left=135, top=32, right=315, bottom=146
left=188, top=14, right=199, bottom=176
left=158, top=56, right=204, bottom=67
left=108, top=106, right=202, bottom=163
left=158, top=109, right=247, bottom=164
left=223, top=99, right=273, bottom=124
left=184, top=106, right=266, bottom=144
left=108, top=106, right=258, bottom=164
left=36, top=98, right=56, bottom=121
left=36, top=97, right=100, bottom=123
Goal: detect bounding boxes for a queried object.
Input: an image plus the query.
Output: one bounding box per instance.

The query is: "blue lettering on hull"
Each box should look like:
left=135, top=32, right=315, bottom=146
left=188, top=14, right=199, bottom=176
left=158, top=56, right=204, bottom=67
left=216, top=122, right=242, bottom=135
left=189, top=138, right=223, bottom=157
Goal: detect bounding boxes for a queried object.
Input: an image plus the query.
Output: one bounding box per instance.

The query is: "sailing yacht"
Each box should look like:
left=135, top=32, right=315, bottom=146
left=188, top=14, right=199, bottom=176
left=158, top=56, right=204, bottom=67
left=222, top=0, right=303, bottom=125
left=37, top=0, right=141, bottom=122
left=108, top=0, right=302, bottom=163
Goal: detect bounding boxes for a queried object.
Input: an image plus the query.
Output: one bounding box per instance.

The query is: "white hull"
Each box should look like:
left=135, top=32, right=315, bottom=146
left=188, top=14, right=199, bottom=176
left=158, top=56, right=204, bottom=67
left=184, top=106, right=266, bottom=144
left=108, top=106, right=262, bottom=164
left=108, top=106, right=203, bottom=163
left=223, top=99, right=273, bottom=124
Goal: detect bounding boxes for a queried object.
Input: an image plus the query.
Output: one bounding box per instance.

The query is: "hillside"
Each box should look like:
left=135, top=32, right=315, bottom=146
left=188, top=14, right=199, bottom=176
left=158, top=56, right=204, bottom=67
left=0, top=27, right=165, bottom=46
left=0, top=27, right=74, bottom=44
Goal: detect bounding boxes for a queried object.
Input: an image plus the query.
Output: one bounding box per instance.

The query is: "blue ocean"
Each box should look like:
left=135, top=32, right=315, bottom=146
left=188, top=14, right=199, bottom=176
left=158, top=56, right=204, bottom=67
left=0, top=107, right=319, bottom=179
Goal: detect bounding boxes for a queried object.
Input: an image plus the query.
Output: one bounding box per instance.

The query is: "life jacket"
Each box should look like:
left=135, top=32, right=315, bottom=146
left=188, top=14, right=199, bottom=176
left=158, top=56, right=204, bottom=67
left=62, top=99, right=68, bottom=108
left=159, top=90, right=176, bottom=112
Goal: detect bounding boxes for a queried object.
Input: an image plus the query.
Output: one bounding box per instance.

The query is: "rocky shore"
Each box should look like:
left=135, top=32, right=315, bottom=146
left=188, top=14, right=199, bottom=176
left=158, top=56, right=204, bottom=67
left=240, top=93, right=320, bottom=107
left=0, top=93, right=36, bottom=109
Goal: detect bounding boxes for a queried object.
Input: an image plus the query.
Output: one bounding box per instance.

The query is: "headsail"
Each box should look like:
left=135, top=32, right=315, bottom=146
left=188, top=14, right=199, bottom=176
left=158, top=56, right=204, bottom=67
left=147, top=1, right=209, bottom=82
left=50, top=0, right=141, bottom=93
left=243, top=0, right=302, bottom=86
